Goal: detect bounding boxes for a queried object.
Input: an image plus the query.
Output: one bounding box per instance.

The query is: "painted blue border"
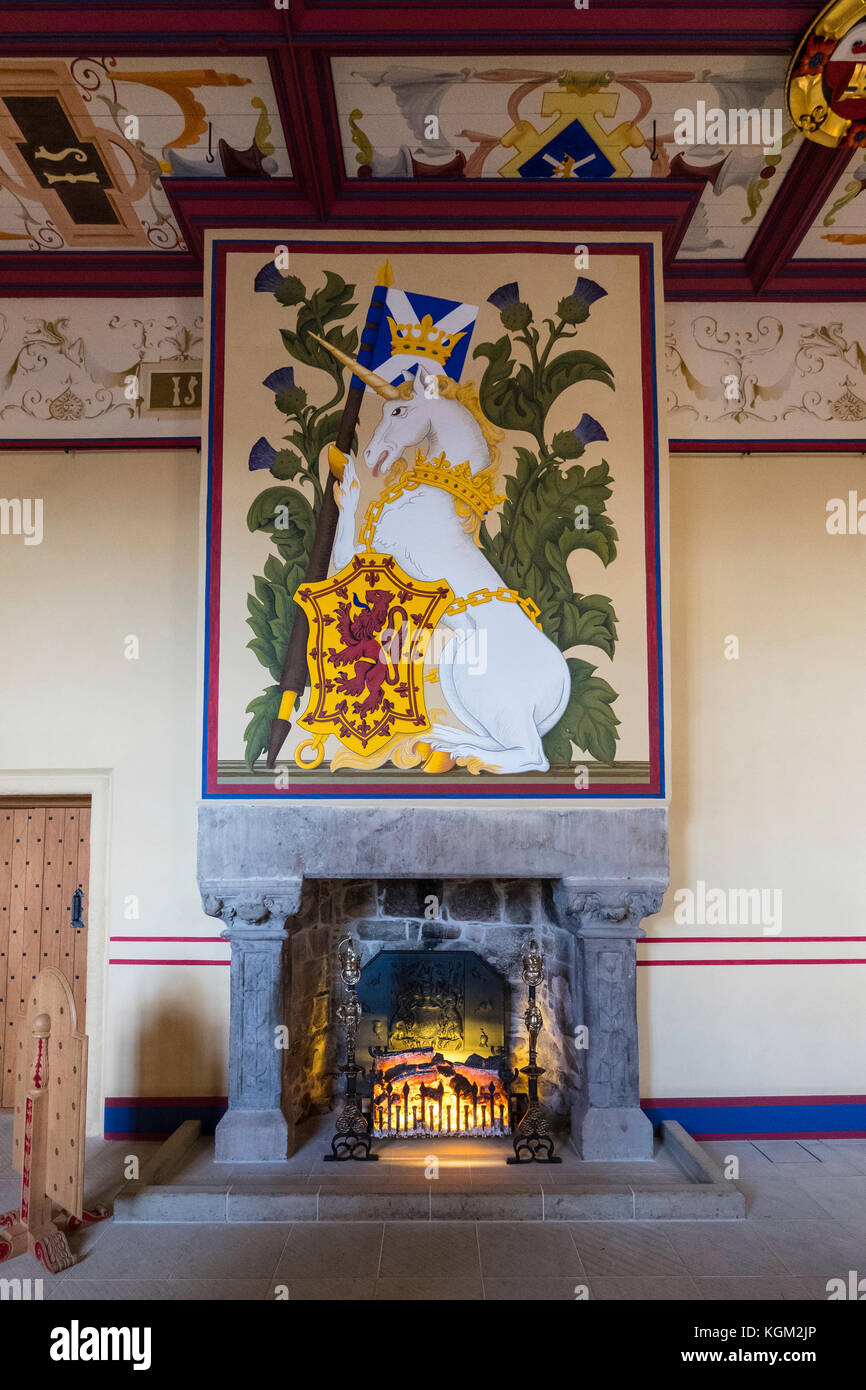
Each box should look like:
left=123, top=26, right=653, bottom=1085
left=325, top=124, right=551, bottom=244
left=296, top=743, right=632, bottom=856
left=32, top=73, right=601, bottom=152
left=102, top=1098, right=866, bottom=1140
left=201, top=237, right=666, bottom=801
left=104, top=1101, right=226, bottom=1139
left=643, top=1101, right=866, bottom=1138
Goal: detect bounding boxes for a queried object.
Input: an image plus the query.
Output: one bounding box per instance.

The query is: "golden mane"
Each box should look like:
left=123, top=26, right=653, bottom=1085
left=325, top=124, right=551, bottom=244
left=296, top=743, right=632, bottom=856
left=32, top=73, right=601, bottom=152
left=395, top=376, right=505, bottom=469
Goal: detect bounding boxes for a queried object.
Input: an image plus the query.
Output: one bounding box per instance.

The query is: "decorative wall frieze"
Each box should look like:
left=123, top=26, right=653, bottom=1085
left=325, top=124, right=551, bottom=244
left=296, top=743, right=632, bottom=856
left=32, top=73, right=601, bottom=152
left=666, top=300, right=866, bottom=440
left=0, top=296, right=202, bottom=439
left=4, top=296, right=866, bottom=446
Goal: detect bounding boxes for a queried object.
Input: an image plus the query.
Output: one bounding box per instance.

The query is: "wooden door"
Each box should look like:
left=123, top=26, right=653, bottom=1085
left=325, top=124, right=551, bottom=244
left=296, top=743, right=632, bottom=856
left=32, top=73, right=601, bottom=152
left=0, top=799, right=90, bottom=1108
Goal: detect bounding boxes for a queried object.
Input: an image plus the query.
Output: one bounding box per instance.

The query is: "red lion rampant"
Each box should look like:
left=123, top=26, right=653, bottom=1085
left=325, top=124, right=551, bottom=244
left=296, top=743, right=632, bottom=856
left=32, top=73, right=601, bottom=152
left=328, top=588, right=396, bottom=716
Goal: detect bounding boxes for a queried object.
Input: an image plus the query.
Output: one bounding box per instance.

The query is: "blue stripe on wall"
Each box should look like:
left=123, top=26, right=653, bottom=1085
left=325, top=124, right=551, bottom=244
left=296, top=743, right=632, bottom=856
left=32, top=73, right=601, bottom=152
left=642, top=1102, right=866, bottom=1138
left=104, top=1102, right=227, bottom=1138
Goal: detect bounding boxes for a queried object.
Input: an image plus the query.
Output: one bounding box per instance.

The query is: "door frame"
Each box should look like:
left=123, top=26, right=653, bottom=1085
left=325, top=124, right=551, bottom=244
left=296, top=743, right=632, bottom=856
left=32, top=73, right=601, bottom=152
left=0, top=771, right=110, bottom=1137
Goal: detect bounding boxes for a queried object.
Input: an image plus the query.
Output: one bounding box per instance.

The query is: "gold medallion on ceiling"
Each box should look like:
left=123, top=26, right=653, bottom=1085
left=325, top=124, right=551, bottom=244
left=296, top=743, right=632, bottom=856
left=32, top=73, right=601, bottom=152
left=787, top=0, right=866, bottom=147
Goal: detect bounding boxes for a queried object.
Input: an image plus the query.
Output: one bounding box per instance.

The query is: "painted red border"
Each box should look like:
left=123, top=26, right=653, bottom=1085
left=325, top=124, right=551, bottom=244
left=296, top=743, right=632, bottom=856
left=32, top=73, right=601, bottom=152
left=204, top=236, right=664, bottom=798
left=0, top=438, right=200, bottom=453
left=639, top=958, right=866, bottom=966
left=670, top=439, right=866, bottom=453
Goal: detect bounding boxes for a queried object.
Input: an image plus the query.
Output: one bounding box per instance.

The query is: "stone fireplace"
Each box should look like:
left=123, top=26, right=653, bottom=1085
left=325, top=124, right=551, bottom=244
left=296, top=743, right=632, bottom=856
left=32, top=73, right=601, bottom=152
left=197, top=804, right=668, bottom=1164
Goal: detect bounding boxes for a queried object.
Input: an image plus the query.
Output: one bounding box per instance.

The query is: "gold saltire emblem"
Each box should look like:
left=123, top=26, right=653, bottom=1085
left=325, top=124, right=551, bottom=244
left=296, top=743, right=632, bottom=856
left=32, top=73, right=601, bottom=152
left=292, top=552, right=454, bottom=767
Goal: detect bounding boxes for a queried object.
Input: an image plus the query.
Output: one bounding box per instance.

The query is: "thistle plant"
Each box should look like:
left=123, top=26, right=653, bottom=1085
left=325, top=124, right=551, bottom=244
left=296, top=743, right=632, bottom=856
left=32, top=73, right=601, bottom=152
left=475, top=279, right=620, bottom=764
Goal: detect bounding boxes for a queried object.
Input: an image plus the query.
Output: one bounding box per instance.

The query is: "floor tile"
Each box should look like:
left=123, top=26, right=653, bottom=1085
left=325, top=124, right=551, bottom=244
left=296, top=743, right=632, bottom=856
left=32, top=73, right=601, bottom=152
left=569, top=1222, right=688, bottom=1276
left=484, top=1277, right=590, bottom=1300
left=167, top=1223, right=290, bottom=1278
left=752, top=1141, right=821, bottom=1165
left=272, top=1278, right=376, bottom=1300
left=664, top=1221, right=786, bottom=1275
left=375, top=1276, right=483, bottom=1300
left=820, top=1142, right=866, bottom=1176
left=694, top=1275, right=815, bottom=1300
left=61, top=1223, right=194, bottom=1279
left=48, top=1279, right=173, bottom=1301
left=379, top=1221, right=480, bottom=1277
left=477, top=1222, right=584, bottom=1277
left=757, top=1218, right=866, bottom=1276
left=794, top=1140, right=865, bottom=1173
left=791, top=1174, right=866, bottom=1230
left=590, top=1276, right=703, bottom=1300
left=165, top=1278, right=273, bottom=1300
left=276, top=1222, right=383, bottom=1278
left=740, top=1180, right=827, bottom=1220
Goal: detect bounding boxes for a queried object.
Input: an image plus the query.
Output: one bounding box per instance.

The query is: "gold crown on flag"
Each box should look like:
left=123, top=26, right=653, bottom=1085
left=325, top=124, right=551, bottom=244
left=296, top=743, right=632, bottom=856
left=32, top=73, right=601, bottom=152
left=387, top=313, right=465, bottom=365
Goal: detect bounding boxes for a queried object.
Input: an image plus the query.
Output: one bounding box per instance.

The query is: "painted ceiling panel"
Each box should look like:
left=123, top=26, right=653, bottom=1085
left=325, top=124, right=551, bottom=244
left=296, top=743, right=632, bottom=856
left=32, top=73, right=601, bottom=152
left=795, top=158, right=865, bottom=259
left=333, top=54, right=801, bottom=259
left=0, top=56, right=290, bottom=251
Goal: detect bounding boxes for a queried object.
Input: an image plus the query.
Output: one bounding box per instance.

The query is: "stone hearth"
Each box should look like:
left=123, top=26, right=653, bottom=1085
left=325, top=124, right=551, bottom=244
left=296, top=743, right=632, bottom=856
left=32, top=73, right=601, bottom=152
left=197, top=804, right=669, bottom=1164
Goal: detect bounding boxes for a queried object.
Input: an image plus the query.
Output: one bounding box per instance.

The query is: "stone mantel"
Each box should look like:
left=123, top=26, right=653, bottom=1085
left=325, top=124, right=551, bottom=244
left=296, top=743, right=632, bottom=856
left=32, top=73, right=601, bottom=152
left=197, top=802, right=668, bottom=891
left=197, top=801, right=669, bottom=1162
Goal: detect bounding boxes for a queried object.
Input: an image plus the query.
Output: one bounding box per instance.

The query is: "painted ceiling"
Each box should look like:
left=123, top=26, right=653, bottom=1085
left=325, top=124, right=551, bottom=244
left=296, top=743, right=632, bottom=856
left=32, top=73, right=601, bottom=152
left=0, top=56, right=289, bottom=251
left=0, top=0, right=862, bottom=300
left=333, top=55, right=801, bottom=260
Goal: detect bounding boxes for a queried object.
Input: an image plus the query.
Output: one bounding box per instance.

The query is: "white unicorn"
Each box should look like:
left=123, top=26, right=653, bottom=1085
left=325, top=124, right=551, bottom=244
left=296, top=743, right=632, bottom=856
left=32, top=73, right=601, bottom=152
left=316, top=341, right=570, bottom=774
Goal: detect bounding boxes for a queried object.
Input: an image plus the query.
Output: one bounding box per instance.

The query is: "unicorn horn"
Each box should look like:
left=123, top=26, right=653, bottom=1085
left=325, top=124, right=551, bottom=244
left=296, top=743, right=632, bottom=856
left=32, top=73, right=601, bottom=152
left=309, top=332, right=402, bottom=400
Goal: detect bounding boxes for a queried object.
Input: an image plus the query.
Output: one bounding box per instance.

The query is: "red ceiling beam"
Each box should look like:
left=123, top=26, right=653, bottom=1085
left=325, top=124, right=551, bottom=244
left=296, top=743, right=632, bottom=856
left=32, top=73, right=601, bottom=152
left=746, top=142, right=855, bottom=294
left=0, top=0, right=284, bottom=51
left=289, top=0, right=817, bottom=50
left=0, top=0, right=817, bottom=53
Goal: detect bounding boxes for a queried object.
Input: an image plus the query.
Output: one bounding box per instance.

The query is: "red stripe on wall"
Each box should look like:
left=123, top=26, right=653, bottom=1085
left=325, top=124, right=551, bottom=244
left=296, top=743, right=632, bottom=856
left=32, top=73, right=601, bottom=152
left=638, top=958, right=866, bottom=966
left=109, top=958, right=229, bottom=966
left=644, top=935, right=866, bottom=943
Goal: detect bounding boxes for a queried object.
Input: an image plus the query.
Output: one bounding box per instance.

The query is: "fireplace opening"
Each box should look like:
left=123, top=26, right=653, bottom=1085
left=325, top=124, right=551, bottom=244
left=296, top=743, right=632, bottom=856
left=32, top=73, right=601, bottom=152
left=357, top=950, right=513, bottom=1138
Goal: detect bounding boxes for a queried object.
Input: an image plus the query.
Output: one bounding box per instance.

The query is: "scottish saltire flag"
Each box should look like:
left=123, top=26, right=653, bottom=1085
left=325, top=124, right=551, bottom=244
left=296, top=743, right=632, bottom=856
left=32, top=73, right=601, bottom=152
left=354, top=287, right=478, bottom=391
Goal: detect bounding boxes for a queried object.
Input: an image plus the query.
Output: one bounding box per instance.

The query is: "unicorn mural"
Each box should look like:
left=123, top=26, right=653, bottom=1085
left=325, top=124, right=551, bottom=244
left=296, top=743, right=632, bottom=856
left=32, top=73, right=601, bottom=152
left=314, top=337, right=571, bottom=775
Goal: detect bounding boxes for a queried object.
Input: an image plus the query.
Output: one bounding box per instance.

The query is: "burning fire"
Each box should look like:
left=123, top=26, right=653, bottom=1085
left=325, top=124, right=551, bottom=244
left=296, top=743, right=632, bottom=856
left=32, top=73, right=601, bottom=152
left=371, top=1048, right=510, bottom=1137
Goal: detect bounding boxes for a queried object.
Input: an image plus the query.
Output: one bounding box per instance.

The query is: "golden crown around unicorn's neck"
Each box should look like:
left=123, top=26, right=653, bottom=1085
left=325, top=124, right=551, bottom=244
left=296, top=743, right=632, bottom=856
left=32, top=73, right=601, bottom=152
left=409, top=450, right=505, bottom=519
left=387, top=313, right=465, bottom=366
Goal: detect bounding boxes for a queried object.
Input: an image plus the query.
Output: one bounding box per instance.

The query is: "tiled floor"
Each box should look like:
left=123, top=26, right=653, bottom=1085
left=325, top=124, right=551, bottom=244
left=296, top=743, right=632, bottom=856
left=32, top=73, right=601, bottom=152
left=2, top=1119, right=865, bottom=1300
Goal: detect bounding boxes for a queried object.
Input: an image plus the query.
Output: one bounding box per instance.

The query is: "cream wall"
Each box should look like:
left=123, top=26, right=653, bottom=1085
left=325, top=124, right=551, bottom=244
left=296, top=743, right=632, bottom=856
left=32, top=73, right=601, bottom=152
left=1, top=443, right=864, bottom=1129
left=0, top=448, right=228, bottom=1132
left=640, top=451, right=866, bottom=1098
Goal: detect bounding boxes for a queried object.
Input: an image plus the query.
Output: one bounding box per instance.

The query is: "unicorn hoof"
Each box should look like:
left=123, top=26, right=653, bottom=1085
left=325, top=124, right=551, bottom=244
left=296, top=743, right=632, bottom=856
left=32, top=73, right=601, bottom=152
left=421, top=747, right=456, bottom=774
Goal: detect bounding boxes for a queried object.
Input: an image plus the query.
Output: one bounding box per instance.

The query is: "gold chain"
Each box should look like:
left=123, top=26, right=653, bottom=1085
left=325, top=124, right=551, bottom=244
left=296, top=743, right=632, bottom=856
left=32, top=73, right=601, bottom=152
left=357, top=457, right=542, bottom=631
left=445, top=586, right=543, bottom=629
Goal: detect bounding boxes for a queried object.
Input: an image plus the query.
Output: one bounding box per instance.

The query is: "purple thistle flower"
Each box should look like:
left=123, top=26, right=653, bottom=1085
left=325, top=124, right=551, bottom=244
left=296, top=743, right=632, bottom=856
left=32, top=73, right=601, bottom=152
left=254, top=262, right=285, bottom=293
left=572, top=277, right=607, bottom=308
left=574, top=413, right=608, bottom=447
left=262, top=366, right=295, bottom=393
left=249, top=437, right=277, bottom=471
left=487, top=282, right=520, bottom=311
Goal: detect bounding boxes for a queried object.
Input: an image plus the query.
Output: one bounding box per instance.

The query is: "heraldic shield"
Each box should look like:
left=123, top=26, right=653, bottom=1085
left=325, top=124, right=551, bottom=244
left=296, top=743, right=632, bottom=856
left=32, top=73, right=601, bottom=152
left=293, top=552, right=455, bottom=766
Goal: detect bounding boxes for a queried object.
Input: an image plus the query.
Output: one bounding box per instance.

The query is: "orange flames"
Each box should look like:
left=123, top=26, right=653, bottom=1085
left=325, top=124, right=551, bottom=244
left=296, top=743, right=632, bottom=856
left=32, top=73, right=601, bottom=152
left=371, top=1048, right=510, bottom=1137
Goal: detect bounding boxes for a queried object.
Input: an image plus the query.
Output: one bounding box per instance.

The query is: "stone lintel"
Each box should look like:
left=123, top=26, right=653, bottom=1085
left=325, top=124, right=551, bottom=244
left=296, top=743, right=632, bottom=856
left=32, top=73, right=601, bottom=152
left=197, top=803, right=668, bottom=883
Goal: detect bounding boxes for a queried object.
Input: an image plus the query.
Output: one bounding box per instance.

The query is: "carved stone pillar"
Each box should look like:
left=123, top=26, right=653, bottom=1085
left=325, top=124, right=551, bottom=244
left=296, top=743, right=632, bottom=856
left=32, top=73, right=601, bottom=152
left=201, top=878, right=303, bottom=1162
left=557, top=880, right=664, bottom=1161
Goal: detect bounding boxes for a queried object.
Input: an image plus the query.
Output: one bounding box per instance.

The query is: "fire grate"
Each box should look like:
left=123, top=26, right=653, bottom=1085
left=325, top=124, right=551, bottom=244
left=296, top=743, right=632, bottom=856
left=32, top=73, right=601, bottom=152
left=357, top=950, right=513, bottom=1139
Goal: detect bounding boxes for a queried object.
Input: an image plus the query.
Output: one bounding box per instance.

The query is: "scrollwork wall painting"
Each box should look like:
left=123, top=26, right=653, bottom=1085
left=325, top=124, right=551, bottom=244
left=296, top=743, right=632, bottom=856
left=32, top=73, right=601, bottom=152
left=203, top=231, right=667, bottom=799
left=666, top=302, right=866, bottom=438
left=0, top=298, right=203, bottom=439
